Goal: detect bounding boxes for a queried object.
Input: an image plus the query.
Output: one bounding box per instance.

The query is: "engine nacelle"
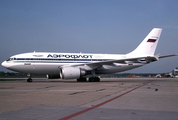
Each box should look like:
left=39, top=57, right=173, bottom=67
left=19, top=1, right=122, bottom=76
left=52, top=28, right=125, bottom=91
left=60, top=67, right=85, bottom=79
left=47, top=74, right=60, bottom=79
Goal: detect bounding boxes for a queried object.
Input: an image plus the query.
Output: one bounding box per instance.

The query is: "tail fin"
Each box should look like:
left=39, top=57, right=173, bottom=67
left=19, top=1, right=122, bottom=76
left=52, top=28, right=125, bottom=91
left=127, top=28, right=162, bottom=56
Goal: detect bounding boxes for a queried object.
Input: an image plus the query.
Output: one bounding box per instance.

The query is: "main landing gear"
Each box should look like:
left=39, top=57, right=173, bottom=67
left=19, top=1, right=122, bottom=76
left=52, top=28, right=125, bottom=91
left=77, top=77, right=87, bottom=82
left=27, top=73, right=33, bottom=82
left=88, top=77, right=100, bottom=82
left=88, top=70, right=100, bottom=82
left=77, top=70, right=100, bottom=82
left=77, top=77, right=100, bottom=82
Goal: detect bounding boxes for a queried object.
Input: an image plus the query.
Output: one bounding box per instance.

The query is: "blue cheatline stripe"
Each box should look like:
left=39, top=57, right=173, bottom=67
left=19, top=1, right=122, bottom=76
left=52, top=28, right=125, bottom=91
left=15, top=58, right=113, bottom=63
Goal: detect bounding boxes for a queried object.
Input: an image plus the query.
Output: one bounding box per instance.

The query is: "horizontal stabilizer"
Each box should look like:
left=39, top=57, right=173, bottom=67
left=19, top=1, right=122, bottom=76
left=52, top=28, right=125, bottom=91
left=159, top=54, right=178, bottom=59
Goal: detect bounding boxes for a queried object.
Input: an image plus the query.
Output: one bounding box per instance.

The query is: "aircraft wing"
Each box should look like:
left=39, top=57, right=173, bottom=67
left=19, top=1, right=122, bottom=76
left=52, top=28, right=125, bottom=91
left=75, top=56, right=158, bottom=71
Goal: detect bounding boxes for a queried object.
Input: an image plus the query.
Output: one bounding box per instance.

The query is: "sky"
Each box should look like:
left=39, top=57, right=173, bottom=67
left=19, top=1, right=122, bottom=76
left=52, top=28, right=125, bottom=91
left=0, top=0, right=178, bottom=73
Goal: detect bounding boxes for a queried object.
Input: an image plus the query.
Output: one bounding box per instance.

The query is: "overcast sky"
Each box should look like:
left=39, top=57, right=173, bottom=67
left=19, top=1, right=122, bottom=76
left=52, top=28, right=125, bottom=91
left=0, top=0, right=178, bottom=73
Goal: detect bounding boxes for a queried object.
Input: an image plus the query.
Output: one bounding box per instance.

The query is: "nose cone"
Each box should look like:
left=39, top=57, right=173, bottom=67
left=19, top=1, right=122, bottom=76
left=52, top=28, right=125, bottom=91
left=2, top=61, right=18, bottom=72
left=1, top=61, right=9, bottom=68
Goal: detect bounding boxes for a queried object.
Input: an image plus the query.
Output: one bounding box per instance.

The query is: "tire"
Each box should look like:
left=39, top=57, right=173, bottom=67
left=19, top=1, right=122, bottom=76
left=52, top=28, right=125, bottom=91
left=77, top=77, right=87, bottom=82
left=27, top=78, right=32, bottom=82
left=89, top=77, right=95, bottom=82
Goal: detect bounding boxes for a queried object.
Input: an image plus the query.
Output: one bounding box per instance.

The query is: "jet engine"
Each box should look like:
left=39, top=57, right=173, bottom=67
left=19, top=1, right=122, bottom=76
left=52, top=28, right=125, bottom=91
left=60, top=67, right=85, bottom=79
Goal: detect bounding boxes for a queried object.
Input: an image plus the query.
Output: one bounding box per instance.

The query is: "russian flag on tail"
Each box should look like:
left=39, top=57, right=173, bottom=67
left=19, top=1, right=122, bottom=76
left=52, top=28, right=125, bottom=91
left=147, top=39, right=156, bottom=43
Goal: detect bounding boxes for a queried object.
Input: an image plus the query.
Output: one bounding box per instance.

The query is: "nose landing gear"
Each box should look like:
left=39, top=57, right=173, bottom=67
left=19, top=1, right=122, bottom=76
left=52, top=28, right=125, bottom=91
left=27, top=73, right=33, bottom=82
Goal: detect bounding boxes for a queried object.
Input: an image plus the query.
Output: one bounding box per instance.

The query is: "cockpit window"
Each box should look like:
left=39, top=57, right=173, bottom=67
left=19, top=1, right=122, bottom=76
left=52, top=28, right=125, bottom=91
left=7, top=58, right=11, bottom=61
left=6, top=58, right=16, bottom=61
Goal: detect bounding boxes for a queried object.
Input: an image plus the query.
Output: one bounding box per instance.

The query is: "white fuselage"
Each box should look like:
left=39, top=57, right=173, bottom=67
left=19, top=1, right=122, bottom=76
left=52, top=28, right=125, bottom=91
left=2, top=28, right=164, bottom=80
left=1, top=52, right=146, bottom=75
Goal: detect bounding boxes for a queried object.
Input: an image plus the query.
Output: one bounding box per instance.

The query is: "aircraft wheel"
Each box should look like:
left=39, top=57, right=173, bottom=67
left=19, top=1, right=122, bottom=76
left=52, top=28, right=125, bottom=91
left=89, top=77, right=100, bottom=82
left=77, top=77, right=87, bottom=82
left=95, top=77, right=100, bottom=82
left=27, top=78, right=33, bottom=82
left=89, top=77, right=95, bottom=82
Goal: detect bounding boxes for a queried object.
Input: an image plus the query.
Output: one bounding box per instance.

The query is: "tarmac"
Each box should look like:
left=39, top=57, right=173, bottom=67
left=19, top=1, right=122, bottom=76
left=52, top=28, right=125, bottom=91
left=0, top=78, right=178, bottom=120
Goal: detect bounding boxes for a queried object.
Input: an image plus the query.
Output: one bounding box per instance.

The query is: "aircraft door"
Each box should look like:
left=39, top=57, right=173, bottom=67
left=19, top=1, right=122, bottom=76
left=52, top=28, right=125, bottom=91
left=24, top=55, right=35, bottom=70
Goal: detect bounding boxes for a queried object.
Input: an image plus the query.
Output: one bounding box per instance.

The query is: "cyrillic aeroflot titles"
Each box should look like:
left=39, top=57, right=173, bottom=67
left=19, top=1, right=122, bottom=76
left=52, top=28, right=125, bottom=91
left=47, top=54, right=93, bottom=59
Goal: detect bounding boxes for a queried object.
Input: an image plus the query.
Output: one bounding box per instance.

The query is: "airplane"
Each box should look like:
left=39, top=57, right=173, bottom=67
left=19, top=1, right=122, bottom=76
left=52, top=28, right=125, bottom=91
left=1, top=28, right=177, bottom=82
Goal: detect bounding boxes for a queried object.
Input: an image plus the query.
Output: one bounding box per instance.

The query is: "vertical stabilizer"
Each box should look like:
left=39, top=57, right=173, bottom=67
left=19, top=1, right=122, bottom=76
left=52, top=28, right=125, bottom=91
left=127, top=28, right=162, bottom=56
